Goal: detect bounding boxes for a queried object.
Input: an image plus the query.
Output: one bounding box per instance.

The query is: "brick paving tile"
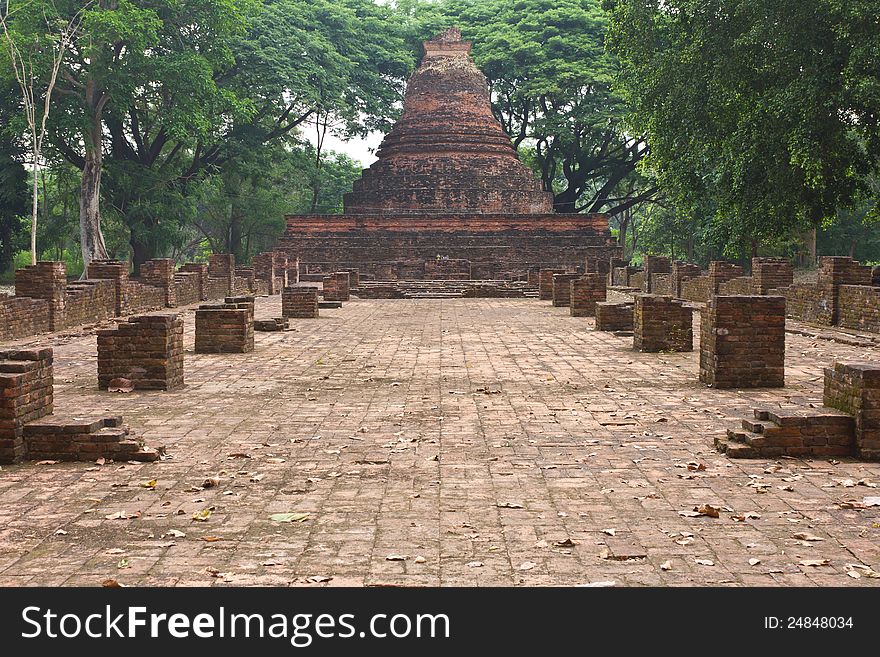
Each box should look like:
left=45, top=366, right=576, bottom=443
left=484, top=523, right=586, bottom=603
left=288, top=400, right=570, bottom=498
left=0, top=297, right=879, bottom=587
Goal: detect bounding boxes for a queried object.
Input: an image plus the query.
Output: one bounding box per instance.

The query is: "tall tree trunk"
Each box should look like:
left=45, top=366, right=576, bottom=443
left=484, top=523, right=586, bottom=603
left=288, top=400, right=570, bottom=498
left=79, top=86, right=109, bottom=272
left=130, top=234, right=150, bottom=275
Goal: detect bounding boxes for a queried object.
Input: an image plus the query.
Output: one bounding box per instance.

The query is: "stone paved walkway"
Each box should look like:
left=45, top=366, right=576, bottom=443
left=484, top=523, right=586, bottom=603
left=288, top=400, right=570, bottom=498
left=1, top=296, right=879, bottom=586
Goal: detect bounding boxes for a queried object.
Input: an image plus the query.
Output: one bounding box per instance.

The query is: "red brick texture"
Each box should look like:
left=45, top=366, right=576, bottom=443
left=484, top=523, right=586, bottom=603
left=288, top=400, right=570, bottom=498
left=570, top=275, right=606, bottom=317
left=633, top=294, right=693, bottom=352
left=97, top=315, right=184, bottom=391
left=699, top=295, right=786, bottom=388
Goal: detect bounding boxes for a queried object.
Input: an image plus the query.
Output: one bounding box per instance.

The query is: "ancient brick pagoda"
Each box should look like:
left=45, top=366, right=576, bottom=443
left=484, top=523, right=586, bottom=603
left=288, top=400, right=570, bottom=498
left=279, top=28, right=618, bottom=280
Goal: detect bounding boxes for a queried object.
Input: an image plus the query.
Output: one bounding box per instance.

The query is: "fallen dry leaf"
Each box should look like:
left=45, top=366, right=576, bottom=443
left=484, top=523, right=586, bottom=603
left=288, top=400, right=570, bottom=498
left=497, top=502, right=524, bottom=509
left=694, top=559, right=715, bottom=566
left=519, top=561, right=537, bottom=571
left=660, top=560, right=672, bottom=571
left=748, top=558, right=761, bottom=566
left=793, top=532, right=824, bottom=542
left=799, top=559, right=831, bottom=567
left=192, top=509, right=212, bottom=522
left=269, top=512, right=309, bottom=523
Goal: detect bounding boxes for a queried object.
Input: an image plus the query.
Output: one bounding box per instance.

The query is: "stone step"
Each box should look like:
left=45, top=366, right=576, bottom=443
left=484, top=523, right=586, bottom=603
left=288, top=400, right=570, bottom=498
left=714, top=434, right=758, bottom=458
left=741, top=419, right=765, bottom=433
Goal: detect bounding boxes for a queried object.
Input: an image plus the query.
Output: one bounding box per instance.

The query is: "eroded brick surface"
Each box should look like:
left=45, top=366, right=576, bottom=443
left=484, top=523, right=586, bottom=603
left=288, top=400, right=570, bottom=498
left=0, top=297, right=878, bottom=586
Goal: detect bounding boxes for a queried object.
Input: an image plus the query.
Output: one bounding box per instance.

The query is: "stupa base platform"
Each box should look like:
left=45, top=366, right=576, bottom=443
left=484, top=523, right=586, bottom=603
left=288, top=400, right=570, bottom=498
left=280, top=213, right=619, bottom=280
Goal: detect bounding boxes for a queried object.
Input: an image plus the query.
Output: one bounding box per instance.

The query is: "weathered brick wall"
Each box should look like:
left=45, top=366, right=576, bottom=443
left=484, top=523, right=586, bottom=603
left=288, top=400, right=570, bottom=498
left=753, top=257, right=793, bottom=294
left=817, top=256, right=873, bottom=324
left=595, top=301, right=634, bottom=331
left=323, top=272, right=351, bottom=302
left=570, top=275, right=606, bottom=317
left=140, top=258, right=176, bottom=307
left=873, top=266, right=880, bottom=287
left=838, top=285, right=880, bottom=333
left=204, top=277, right=230, bottom=301
left=97, top=314, right=184, bottom=390
left=708, top=261, right=745, bottom=293
left=824, top=362, right=880, bottom=459
left=629, top=271, right=645, bottom=291
left=173, top=272, right=202, bottom=307
left=680, top=275, right=711, bottom=303
left=699, top=295, right=785, bottom=388
left=774, top=283, right=833, bottom=325
left=633, top=294, right=693, bottom=352
left=538, top=269, right=565, bottom=300
left=209, top=254, right=235, bottom=296
left=643, top=256, right=671, bottom=292
left=551, top=273, right=580, bottom=307
left=15, top=262, right=66, bottom=330
left=671, top=262, right=702, bottom=298
left=179, top=263, right=209, bottom=301
left=121, top=280, right=166, bottom=315
left=64, top=279, right=117, bottom=327
left=282, top=287, right=319, bottom=317
left=340, top=268, right=360, bottom=288
left=87, top=260, right=128, bottom=314
left=718, top=276, right=754, bottom=295
left=195, top=298, right=255, bottom=353
left=424, top=258, right=471, bottom=279
left=0, top=348, right=53, bottom=463
left=651, top=273, right=673, bottom=296
left=252, top=252, right=277, bottom=294
left=0, top=296, right=50, bottom=340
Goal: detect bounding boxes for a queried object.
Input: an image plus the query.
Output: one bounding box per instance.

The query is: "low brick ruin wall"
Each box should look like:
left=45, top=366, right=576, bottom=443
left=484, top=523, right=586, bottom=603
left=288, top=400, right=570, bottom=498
left=195, top=298, right=255, bottom=353
left=837, top=285, right=880, bottom=333
left=120, top=280, right=167, bottom=315
left=595, top=301, right=633, bottom=331
left=629, top=271, right=646, bottom=291
left=775, top=283, right=833, bottom=325
left=0, top=296, right=50, bottom=340
left=282, top=288, right=319, bottom=318
left=570, top=275, right=606, bottom=317
left=97, top=315, right=185, bottom=391
left=551, top=273, right=580, bottom=307
left=679, top=275, right=711, bottom=303
left=173, top=272, right=203, bottom=307
left=717, top=276, right=754, bottom=295
left=0, top=348, right=54, bottom=462
left=64, top=279, right=117, bottom=326
left=824, top=362, right=880, bottom=459
left=650, top=273, right=673, bottom=296
left=633, top=294, right=693, bottom=352
left=699, top=295, right=785, bottom=388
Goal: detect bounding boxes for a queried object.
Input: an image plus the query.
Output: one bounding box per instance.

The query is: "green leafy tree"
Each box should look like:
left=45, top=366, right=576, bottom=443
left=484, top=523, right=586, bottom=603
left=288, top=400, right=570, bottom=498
left=606, top=0, right=880, bottom=248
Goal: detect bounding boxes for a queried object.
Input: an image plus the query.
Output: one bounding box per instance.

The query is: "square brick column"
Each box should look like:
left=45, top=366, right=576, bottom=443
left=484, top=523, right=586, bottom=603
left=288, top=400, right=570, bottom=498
left=551, top=273, right=580, bottom=307
left=643, top=255, right=671, bottom=292
left=595, top=301, right=634, bottom=331
left=699, top=295, right=786, bottom=388
left=671, top=261, right=702, bottom=298
left=140, top=258, right=176, bottom=307
left=209, top=254, right=236, bottom=296
left=97, top=315, right=184, bottom=390
left=14, top=262, right=67, bottom=330
left=195, top=300, right=255, bottom=353
left=252, top=252, right=277, bottom=294
left=282, top=287, right=319, bottom=318
left=752, top=257, right=793, bottom=294
left=708, top=261, right=745, bottom=293
left=570, top=274, right=606, bottom=316
left=323, top=272, right=350, bottom=301
left=87, top=260, right=129, bottom=314
left=538, top=269, right=565, bottom=300
left=817, top=256, right=873, bottom=324
left=824, top=362, right=880, bottom=459
left=633, top=294, right=693, bottom=352
left=0, top=348, right=53, bottom=463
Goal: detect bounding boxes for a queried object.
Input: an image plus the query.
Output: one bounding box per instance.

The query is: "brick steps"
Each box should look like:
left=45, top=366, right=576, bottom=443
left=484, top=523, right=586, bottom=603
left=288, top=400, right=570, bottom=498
left=715, top=408, right=854, bottom=458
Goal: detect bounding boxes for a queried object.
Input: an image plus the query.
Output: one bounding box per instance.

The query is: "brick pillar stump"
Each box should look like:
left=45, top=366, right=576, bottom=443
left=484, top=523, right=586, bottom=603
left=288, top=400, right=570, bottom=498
left=570, top=274, right=606, bottom=316
left=282, top=287, right=319, bottom=318
left=323, top=272, right=351, bottom=302
left=633, top=294, right=693, bottom=352
left=824, top=362, right=880, bottom=459
left=195, top=299, right=255, bottom=353
left=699, top=295, right=786, bottom=388
left=538, top=269, right=565, bottom=300
left=97, top=315, right=184, bottom=391
left=551, top=273, right=580, bottom=307
left=595, top=301, right=634, bottom=331
left=0, top=348, right=53, bottom=463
